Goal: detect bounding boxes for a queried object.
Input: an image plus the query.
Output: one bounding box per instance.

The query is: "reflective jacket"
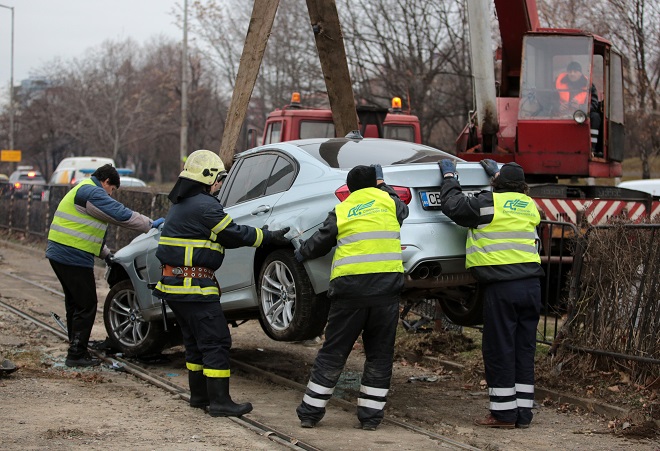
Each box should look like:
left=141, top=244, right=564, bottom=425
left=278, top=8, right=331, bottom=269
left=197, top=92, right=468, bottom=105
left=556, top=72, right=589, bottom=105
left=332, top=187, right=403, bottom=279
left=153, top=192, right=270, bottom=302
left=46, top=177, right=152, bottom=268
left=48, top=179, right=108, bottom=256
left=465, top=192, right=541, bottom=269
left=440, top=178, right=544, bottom=283
left=297, top=184, right=408, bottom=308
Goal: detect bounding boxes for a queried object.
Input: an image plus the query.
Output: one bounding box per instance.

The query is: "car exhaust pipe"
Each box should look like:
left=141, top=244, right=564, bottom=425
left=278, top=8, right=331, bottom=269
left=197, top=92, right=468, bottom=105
left=430, top=264, right=442, bottom=278
left=411, top=264, right=430, bottom=280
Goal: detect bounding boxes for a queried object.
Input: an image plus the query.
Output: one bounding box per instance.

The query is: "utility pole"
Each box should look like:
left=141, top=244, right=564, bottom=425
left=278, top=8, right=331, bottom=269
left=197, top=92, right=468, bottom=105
left=180, top=0, right=189, bottom=170
left=0, top=4, right=14, bottom=152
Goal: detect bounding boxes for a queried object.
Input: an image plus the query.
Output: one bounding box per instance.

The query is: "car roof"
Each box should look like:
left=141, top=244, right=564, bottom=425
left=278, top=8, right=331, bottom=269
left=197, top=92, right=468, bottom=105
left=242, top=137, right=462, bottom=169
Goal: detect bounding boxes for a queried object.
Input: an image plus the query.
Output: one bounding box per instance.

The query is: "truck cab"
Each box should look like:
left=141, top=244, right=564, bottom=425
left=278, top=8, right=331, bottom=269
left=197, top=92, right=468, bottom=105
left=261, top=93, right=422, bottom=146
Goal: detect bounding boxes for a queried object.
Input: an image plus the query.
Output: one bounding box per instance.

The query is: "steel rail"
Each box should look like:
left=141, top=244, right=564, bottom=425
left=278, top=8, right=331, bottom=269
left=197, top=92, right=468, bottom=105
left=0, top=269, right=477, bottom=450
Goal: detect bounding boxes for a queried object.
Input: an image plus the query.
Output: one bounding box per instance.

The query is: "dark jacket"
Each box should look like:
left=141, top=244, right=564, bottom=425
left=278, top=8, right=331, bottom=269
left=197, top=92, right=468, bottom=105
left=440, top=178, right=544, bottom=283
left=154, top=191, right=274, bottom=302
left=298, top=183, right=409, bottom=308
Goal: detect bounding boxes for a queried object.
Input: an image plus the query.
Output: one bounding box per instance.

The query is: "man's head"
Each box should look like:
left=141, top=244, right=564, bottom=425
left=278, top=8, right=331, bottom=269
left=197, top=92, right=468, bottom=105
left=346, top=165, right=377, bottom=192
left=566, top=61, right=583, bottom=82
left=492, top=162, right=528, bottom=194
left=92, top=164, right=120, bottom=195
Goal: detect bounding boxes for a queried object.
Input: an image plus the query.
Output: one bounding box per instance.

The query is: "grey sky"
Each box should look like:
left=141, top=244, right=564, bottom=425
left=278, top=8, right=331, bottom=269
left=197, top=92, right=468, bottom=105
left=0, top=0, right=183, bottom=98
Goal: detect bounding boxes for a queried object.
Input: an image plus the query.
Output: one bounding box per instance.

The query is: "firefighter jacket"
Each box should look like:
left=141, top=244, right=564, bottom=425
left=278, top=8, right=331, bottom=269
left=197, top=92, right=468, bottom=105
left=46, top=177, right=152, bottom=268
left=440, top=178, right=544, bottom=283
left=297, top=184, right=408, bottom=308
left=153, top=191, right=272, bottom=302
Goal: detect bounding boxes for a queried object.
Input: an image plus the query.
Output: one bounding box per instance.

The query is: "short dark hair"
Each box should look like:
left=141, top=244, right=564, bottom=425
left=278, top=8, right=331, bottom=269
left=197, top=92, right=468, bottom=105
left=492, top=177, right=529, bottom=195
left=92, top=164, right=120, bottom=187
left=567, top=61, right=582, bottom=72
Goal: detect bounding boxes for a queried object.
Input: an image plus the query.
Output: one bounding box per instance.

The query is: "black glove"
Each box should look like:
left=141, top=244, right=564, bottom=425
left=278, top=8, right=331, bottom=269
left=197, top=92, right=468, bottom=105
left=104, top=253, right=115, bottom=266
left=294, top=249, right=305, bottom=263
left=371, top=164, right=384, bottom=181
left=439, top=159, right=456, bottom=178
left=480, top=159, right=499, bottom=178
left=268, top=226, right=291, bottom=246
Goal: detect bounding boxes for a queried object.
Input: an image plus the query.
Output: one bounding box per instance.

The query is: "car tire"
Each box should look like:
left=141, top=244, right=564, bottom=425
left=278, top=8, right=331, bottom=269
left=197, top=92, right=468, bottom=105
left=257, top=249, right=329, bottom=341
left=437, top=283, right=484, bottom=326
left=103, top=279, right=168, bottom=356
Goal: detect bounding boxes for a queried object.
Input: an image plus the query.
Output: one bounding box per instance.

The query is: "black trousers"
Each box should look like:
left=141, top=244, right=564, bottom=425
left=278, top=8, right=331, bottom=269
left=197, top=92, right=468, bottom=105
left=482, top=277, right=541, bottom=424
left=167, top=300, right=232, bottom=377
left=49, top=259, right=98, bottom=357
left=296, top=301, right=399, bottom=426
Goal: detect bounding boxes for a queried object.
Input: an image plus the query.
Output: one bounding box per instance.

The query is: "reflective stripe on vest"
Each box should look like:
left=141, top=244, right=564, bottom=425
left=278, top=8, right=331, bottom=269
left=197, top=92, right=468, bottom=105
left=155, top=235, right=224, bottom=296
left=47, top=178, right=108, bottom=256
left=555, top=72, right=588, bottom=105
left=331, top=187, right=403, bottom=280
left=465, top=192, right=541, bottom=268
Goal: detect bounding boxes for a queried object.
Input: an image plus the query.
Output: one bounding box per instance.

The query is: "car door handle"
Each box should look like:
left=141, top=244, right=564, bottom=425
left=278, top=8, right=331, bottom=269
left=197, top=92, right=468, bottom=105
left=251, top=205, right=271, bottom=215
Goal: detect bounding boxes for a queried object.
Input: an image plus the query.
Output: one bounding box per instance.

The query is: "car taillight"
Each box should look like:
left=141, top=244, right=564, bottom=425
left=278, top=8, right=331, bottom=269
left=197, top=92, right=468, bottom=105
left=70, top=178, right=76, bottom=185
left=14, top=182, right=21, bottom=189
left=334, top=184, right=412, bottom=205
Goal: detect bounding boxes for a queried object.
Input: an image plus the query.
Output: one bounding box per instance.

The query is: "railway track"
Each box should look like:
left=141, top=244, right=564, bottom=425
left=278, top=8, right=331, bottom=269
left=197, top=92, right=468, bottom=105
left=0, top=269, right=480, bottom=451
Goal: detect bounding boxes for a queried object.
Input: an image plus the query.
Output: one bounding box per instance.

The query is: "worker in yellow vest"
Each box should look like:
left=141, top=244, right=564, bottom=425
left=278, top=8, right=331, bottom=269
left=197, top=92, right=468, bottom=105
left=295, top=164, right=408, bottom=431
left=47, top=164, right=163, bottom=367
left=439, top=159, right=544, bottom=429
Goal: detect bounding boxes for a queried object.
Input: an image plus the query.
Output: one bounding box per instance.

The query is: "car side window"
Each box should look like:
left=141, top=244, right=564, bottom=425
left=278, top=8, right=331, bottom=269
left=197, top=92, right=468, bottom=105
left=223, top=154, right=278, bottom=207
left=264, top=157, right=295, bottom=196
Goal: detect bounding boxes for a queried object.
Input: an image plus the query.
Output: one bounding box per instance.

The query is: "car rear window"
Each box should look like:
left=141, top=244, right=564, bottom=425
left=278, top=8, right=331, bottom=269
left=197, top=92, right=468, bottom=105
left=297, top=138, right=456, bottom=169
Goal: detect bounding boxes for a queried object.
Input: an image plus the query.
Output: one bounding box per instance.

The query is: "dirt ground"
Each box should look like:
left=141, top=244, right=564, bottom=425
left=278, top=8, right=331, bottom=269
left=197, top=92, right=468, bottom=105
left=0, top=234, right=659, bottom=450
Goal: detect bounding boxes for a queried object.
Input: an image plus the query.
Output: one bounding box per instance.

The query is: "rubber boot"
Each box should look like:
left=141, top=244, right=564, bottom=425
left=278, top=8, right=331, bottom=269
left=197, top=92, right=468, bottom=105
left=188, top=370, right=209, bottom=409
left=65, top=333, right=100, bottom=367
left=207, top=377, right=253, bottom=417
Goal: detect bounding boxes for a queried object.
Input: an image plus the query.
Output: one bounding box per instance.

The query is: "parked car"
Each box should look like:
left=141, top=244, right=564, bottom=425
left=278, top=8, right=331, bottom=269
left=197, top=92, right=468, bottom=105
left=617, top=179, right=660, bottom=197
left=7, top=167, right=47, bottom=199
left=104, top=137, right=492, bottom=356
left=119, top=176, right=147, bottom=188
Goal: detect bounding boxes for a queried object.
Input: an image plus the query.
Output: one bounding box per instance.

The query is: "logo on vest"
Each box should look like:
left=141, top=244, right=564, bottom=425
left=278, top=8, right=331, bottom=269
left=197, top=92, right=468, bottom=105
left=347, top=200, right=377, bottom=217
left=503, top=199, right=530, bottom=211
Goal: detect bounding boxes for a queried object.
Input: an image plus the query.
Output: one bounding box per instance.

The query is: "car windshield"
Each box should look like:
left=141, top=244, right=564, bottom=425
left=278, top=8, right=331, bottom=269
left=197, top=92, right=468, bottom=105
left=296, top=138, right=456, bottom=169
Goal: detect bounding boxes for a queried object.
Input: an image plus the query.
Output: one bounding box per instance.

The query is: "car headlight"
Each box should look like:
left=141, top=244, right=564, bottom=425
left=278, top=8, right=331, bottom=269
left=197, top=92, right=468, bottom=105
left=573, top=110, right=587, bottom=124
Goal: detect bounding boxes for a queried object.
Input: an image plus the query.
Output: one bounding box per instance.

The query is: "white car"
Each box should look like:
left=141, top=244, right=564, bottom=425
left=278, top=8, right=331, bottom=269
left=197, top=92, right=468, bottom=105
left=104, top=137, right=491, bottom=355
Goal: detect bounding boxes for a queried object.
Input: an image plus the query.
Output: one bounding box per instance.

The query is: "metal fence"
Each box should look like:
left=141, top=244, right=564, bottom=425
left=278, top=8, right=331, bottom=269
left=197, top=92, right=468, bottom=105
left=557, top=222, right=660, bottom=383
left=0, top=182, right=169, bottom=250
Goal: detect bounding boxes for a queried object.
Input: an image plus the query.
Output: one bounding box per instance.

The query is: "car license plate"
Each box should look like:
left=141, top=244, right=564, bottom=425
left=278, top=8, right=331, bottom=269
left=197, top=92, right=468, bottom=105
left=420, top=191, right=442, bottom=209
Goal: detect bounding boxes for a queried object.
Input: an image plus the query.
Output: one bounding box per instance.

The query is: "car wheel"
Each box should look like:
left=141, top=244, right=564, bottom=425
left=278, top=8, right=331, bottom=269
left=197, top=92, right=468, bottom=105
left=437, top=283, right=484, bottom=326
left=103, top=279, right=168, bottom=356
left=257, top=249, right=329, bottom=341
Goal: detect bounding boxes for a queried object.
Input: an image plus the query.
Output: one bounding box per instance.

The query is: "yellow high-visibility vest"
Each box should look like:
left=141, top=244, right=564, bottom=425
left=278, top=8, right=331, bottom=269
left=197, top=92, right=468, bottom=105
left=465, top=192, right=540, bottom=268
left=331, top=187, right=403, bottom=280
left=47, top=179, right=108, bottom=256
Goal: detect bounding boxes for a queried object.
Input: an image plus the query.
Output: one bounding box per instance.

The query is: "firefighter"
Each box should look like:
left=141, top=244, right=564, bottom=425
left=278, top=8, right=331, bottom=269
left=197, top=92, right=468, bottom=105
left=555, top=61, right=601, bottom=155
left=295, top=164, right=408, bottom=430
left=153, top=149, right=290, bottom=417
left=46, top=164, right=162, bottom=367
left=438, top=159, right=544, bottom=429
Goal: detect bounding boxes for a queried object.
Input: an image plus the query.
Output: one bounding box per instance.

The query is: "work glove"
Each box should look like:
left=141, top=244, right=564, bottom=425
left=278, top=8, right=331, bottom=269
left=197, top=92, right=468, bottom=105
left=480, top=159, right=499, bottom=178
left=267, top=226, right=291, bottom=246
left=152, top=218, right=165, bottom=229
left=438, top=159, right=456, bottom=178
left=371, top=164, right=384, bottom=182
left=104, top=253, right=115, bottom=266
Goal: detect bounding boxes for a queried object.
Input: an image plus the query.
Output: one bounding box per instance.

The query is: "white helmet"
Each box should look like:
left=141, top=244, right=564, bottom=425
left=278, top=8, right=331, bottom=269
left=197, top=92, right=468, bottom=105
left=179, top=150, right=226, bottom=185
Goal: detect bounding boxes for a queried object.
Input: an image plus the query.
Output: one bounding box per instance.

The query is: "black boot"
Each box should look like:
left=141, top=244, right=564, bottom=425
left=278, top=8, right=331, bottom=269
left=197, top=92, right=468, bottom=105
left=65, top=333, right=100, bottom=368
left=189, top=370, right=209, bottom=409
left=207, top=377, right=253, bottom=417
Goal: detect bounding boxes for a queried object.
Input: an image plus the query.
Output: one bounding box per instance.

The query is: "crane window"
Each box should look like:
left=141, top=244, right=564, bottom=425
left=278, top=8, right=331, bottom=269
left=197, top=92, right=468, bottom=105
left=300, top=121, right=335, bottom=139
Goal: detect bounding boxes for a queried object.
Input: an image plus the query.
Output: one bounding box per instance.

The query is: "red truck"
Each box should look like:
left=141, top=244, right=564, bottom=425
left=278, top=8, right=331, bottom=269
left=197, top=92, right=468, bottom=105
left=259, top=92, right=422, bottom=145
